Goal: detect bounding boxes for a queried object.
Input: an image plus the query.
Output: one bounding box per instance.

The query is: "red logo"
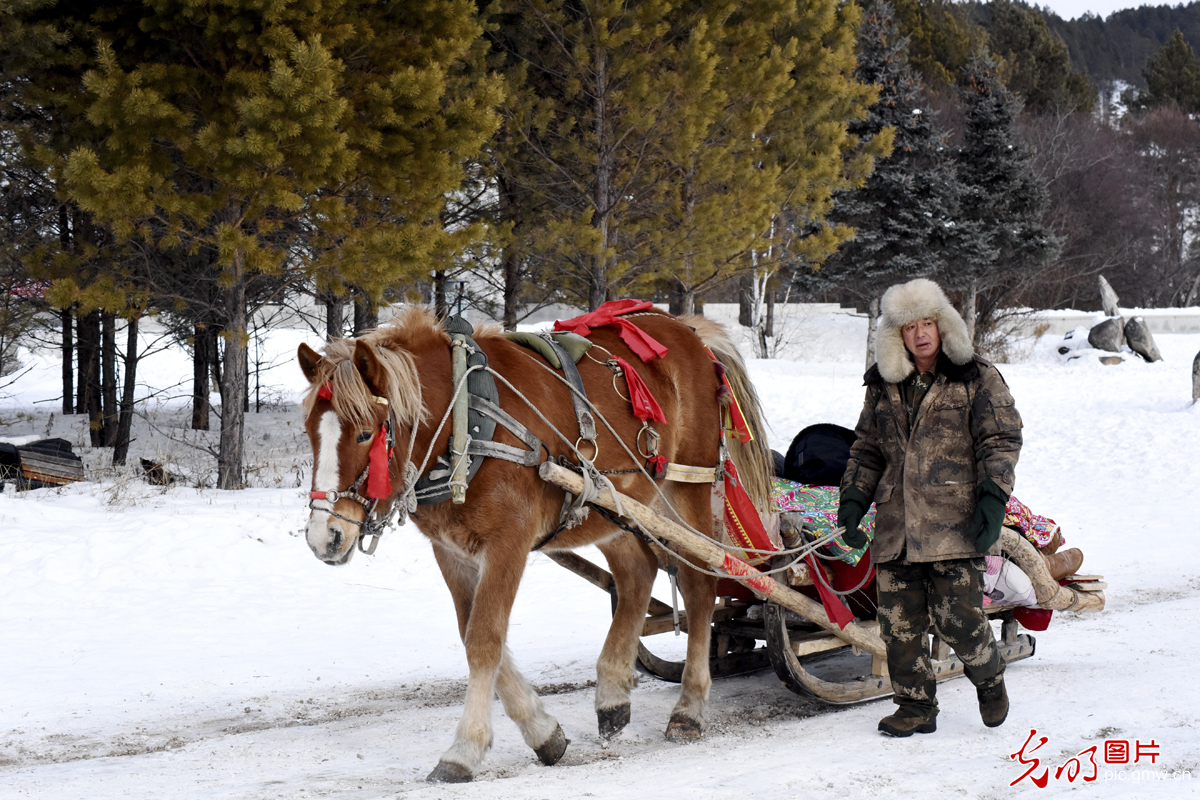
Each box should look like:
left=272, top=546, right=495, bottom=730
left=1010, top=730, right=1163, bottom=787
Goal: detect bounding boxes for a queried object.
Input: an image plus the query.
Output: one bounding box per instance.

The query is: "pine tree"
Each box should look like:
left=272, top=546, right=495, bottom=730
left=49, top=0, right=499, bottom=488
left=983, top=0, right=1095, bottom=114
left=952, top=52, right=1060, bottom=344
left=1129, top=30, right=1200, bottom=113
left=488, top=0, right=877, bottom=312
left=811, top=2, right=960, bottom=331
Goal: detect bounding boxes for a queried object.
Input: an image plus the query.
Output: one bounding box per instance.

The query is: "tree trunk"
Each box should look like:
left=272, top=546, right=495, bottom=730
left=325, top=296, right=343, bottom=340
left=965, top=278, right=979, bottom=346
left=865, top=296, right=880, bottom=371
left=434, top=270, right=448, bottom=318
left=218, top=255, right=247, bottom=490
left=79, top=311, right=103, bottom=446
left=61, top=307, right=73, bottom=415
left=112, top=315, right=139, bottom=466
left=499, top=178, right=523, bottom=331
left=353, top=295, right=377, bottom=335
left=590, top=45, right=611, bottom=312
left=738, top=272, right=753, bottom=327
left=101, top=312, right=118, bottom=447
left=192, top=323, right=211, bottom=431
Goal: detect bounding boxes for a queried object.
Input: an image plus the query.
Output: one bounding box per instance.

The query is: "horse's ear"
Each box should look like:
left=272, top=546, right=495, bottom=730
left=298, top=343, right=322, bottom=383
left=353, top=339, right=385, bottom=395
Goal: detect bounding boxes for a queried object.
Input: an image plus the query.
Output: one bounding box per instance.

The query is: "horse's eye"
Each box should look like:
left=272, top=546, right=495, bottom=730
left=356, top=430, right=373, bottom=444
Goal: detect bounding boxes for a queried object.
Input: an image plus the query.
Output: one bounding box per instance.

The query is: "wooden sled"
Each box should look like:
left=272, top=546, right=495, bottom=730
left=540, top=461, right=1104, bottom=705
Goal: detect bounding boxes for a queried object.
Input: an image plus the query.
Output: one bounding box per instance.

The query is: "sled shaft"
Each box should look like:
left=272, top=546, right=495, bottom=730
left=538, top=461, right=886, bottom=659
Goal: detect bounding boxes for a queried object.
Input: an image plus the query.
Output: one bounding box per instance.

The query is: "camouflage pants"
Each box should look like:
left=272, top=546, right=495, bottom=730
left=876, top=557, right=1005, bottom=716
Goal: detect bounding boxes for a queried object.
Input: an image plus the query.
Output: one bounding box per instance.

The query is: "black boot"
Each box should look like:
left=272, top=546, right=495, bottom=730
left=978, top=678, right=1009, bottom=728
left=878, top=706, right=937, bottom=737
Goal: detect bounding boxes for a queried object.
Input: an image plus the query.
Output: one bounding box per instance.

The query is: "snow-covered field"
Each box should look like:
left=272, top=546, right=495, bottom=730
left=1, top=314, right=1198, bottom=799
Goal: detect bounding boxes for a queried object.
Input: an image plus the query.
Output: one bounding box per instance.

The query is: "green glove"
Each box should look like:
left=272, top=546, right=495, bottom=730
left=837, top=487, right=871, bottom=549
left=971, top=478, right=1009, bottom=553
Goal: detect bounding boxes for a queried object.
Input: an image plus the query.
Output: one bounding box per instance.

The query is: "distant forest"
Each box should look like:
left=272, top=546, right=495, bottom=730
left=1037, top=1, right=1200, bottom=86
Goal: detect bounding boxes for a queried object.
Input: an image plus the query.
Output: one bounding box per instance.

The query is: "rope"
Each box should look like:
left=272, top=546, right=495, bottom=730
left=489, top=356, right=816, bottom=582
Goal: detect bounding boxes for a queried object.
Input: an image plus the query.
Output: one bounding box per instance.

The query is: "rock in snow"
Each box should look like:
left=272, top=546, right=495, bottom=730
left=1087, top=316, right=1124, bottom=352
left=1098, top=274, right=1121, bottom=318
left=1124, top=316, right=1162, bottom=362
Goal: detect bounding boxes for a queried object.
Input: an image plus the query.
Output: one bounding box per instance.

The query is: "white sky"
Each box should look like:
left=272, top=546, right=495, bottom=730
left=1033, top=0, right=1163, bottom=22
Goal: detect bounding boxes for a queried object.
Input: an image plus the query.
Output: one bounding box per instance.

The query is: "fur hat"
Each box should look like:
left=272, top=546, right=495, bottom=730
left=876, top=278, right=973, bottom=383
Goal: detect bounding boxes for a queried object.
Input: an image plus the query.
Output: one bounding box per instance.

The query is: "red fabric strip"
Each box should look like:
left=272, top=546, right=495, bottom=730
left=720, top=552, right=778, bottom=597
left=803, top=553, right=857, bottom=630
left=706, top=350, right=752, bottom=443
left=613, top=356, right=667, bottom=424
left=366, top=425, right=392, bottom=499
left=722, top=459, right=776, bottom=562
left=317, top=382, right=333, bottom=400
left=553, top=299, right=668, bottom=362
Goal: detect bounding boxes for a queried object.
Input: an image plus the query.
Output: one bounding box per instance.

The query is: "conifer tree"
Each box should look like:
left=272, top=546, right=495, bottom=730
left=810, top=1, right=960, bottom=351
left=983, top=0, right=1095, bottom=114
left=1127, top=30, right=1200, bottom=113
left=952, top=53, right=1060, bottom=343
left=489, top=0, right=877, bottom=312
left=32, top=0, right=499, bottom=488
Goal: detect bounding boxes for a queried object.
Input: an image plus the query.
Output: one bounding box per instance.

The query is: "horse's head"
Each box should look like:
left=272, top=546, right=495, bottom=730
left=298, top=339, right=398, bottom=565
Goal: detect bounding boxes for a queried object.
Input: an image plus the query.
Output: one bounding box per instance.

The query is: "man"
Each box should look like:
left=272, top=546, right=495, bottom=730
left=838, top=278, right=1022, bottom=737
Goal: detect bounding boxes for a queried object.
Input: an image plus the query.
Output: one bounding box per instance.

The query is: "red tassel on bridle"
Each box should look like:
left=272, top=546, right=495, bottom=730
left=366, top=425, right=392, bottom=500
left=314, top=380, right=392, bottom=500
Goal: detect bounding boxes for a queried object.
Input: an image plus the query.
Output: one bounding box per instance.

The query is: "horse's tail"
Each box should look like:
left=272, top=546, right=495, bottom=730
left=683, top=316, right=773, bottom=511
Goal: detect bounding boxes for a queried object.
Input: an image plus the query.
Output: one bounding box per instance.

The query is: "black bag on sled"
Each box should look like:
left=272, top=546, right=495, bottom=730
left=782, top=423, right=857, bottom=487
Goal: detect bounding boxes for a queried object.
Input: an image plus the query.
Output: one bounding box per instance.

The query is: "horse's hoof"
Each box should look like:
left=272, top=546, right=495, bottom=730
left=597, top=704, right=631, bottom=740
left=665, top=713, right=704, bottom=741
left=534, top=724, right=569, bottom=766
left=426, top=760, right=473, bottom=784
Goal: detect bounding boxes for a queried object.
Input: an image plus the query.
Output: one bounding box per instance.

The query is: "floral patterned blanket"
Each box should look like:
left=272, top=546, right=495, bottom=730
left=771, top=478, right=1064, bottom=566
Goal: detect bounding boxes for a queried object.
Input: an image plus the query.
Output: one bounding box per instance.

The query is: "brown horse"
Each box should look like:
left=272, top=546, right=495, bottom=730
left=297, top=306, right=771, bottom=783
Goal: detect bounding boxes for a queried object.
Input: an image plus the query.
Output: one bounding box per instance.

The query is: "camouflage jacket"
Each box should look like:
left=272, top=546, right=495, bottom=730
left=841, top=354, right=1022, bottom=564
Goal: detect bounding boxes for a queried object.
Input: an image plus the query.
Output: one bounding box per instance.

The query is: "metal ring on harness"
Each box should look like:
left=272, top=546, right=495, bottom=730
left=636, top=423, right=660, bottom=459
left=575, top=437, right=599, bottom=462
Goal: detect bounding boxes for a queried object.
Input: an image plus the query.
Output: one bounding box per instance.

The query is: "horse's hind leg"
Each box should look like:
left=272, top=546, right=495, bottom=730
left=592, top=533, right=658, bottom=739
left=427, top=542, right=563, bottom=783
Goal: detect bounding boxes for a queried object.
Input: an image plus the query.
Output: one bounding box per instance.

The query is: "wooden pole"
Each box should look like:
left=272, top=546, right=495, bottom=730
left=538, top=461, right=886, bottom=658
left=450, top=336, right=469, bottom=504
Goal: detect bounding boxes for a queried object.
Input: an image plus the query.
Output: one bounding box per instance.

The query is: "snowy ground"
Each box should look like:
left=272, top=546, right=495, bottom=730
left=1, top=315, right=1198, bottom=799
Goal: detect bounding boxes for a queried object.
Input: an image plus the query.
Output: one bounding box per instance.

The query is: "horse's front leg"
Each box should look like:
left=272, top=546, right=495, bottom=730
left=427, top=542, right=556, bottom=783
left=666, top=562, right=718, bottom=740
left=593, top=533, right=658, bottom=739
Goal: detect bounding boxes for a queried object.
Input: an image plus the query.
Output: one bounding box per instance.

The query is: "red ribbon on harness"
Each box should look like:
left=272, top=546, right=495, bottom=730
left=365, top=424, right=392, bottom=499
left=803, top=552, right=857, bottom=630
left=708, top=351, right=752, bottom=443
left=613, top=356, right=667, bottom=424
left=554, top=299, right=669, bottom=362
left=721, top=459, right=776, bottom=561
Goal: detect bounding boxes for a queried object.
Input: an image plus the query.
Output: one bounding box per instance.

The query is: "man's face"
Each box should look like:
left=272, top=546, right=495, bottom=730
left=902, top=318, right=941, bottom=363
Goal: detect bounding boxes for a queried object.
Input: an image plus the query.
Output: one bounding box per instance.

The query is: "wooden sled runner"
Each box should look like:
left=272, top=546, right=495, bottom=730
left=540, top=461, right=1104, bottom=705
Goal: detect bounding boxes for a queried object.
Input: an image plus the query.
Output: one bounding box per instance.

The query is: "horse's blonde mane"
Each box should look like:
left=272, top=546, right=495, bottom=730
left=302, top=306, right=444, bottom=430
left=682, top=315, right=774, bottom=511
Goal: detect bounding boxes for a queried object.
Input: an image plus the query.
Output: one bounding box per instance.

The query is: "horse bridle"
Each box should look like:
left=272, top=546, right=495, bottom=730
left=308, top=403, right=397, bottom=555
